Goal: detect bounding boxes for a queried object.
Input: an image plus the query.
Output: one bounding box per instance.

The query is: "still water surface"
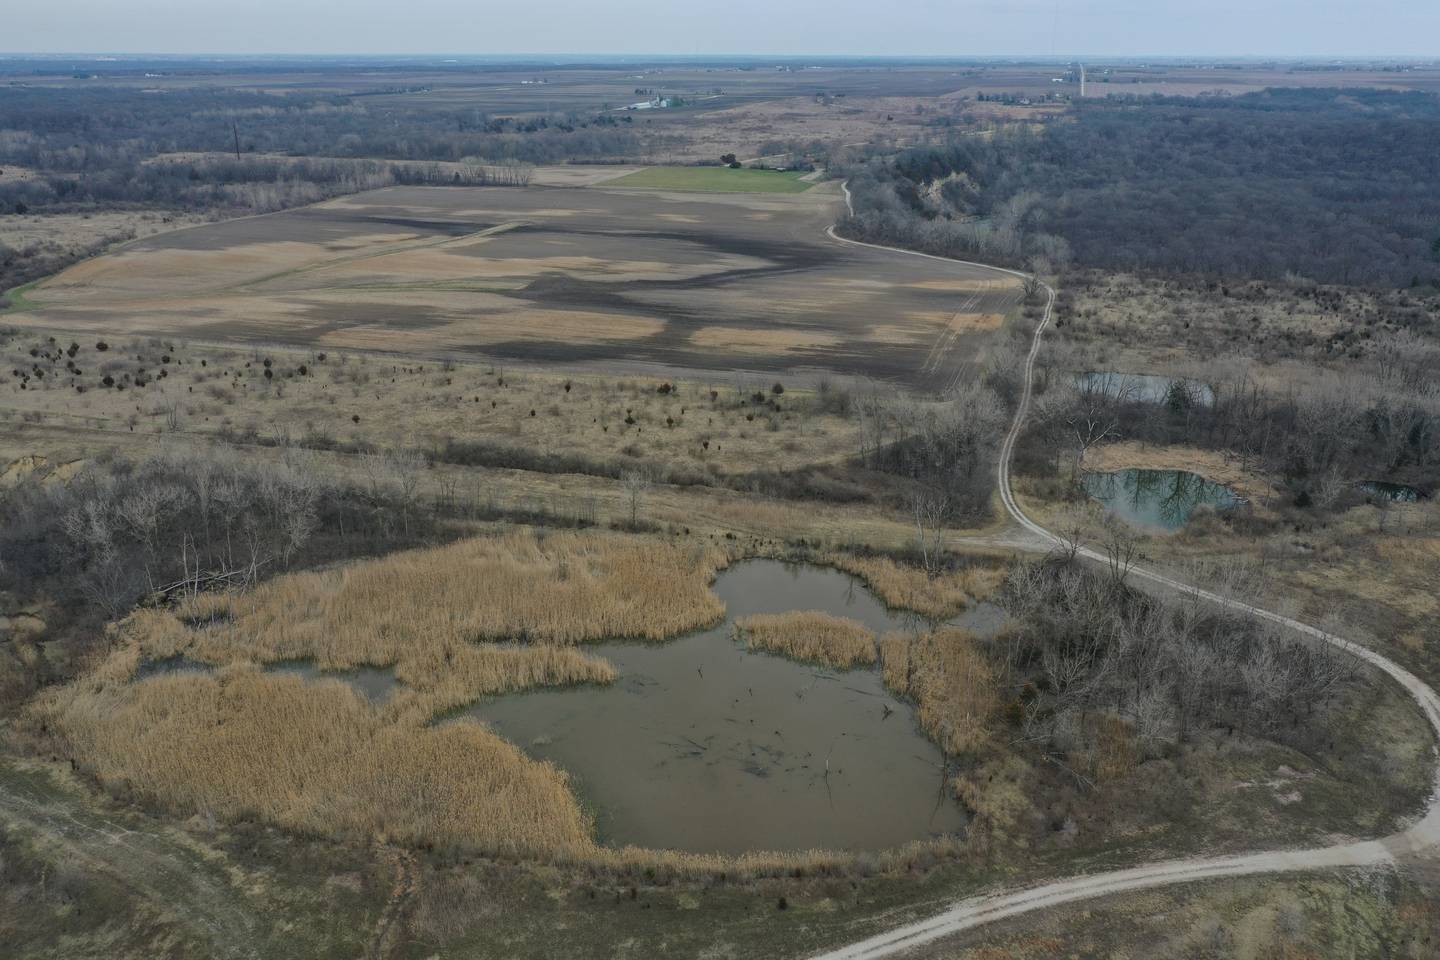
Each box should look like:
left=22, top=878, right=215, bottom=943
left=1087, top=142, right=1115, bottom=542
left=1083, top=468, right=1239, bottom=531
left=467, top=560, right=984, bottom=854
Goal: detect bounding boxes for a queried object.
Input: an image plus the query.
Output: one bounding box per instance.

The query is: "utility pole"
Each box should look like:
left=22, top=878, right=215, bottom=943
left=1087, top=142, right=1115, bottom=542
left=1079, top=64, right=1087, bottom=99
left=232, top=122, right=241, bottom=160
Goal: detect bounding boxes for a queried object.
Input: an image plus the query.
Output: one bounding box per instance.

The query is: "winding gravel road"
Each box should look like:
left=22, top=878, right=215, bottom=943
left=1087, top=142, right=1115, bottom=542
left=816, top=191, right=1440, bottom=959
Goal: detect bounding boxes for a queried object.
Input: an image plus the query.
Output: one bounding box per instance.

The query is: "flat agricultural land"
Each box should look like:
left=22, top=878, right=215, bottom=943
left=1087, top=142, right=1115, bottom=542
left=7, top=179, right=1021, bottom=390
left=604, top=166, right=814, bottom=193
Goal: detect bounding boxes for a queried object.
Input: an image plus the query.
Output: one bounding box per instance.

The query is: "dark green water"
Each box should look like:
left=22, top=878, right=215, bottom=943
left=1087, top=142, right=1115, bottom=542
left=1083, top=468, right=1239, bottom=531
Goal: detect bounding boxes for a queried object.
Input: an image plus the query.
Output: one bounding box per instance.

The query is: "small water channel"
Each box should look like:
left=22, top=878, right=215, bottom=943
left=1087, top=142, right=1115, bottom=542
left=464, top=560, right=993, bottom=854
left=134, top=656, right=399, bottom=704
left=1077, top=372, right=1214, bottom=408
left=1083, top=468, right=1240, bottom=531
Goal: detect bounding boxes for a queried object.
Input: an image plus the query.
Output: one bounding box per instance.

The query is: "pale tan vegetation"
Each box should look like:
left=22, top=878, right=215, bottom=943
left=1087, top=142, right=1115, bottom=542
left=117, top=529, right=727, bottom=716
left=32, top=524, right=1020, bottom=870
left=880, top=628, right=998, bottom=756
left=734, top=611, right=877, bottom=669
left=827, top=553, right=1005, bottom=620
left=0, top=328, right=861, bottom=477
left=43, top=667, right=594, bottom=858
left=33, top=529, right=738, bottom=860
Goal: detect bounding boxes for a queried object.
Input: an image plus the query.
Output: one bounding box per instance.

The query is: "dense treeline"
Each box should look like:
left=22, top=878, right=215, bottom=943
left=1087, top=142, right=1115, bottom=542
left=840, top=88, right=1440, bottom=287
left=0, top=155, right=518, bottom=216
left=0, top=85, right=643, bottom=170
left=0, top=85, right=644, bottom=217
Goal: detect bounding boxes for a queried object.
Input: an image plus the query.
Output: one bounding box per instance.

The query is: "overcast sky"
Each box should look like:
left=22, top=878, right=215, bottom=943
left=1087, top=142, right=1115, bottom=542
left=6, top=0, right=1439, bottom=58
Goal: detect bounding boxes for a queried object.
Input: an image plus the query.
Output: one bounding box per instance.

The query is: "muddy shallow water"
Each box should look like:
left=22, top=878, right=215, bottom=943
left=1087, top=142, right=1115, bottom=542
left=465, top=560, right=982, bottom=854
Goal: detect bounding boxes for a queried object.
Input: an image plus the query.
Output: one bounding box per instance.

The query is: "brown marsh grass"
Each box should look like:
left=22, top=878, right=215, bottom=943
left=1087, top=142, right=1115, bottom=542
left=734, top=611, right=877, bottom=669
left=36, top=529, right=736, bottom=861
left=880, top=628, right=998, bottom=756
left=45, top=666, right=594, bottom=858
left=827, top=554, right=1006, bottom=620
left=37, top=530, right=1007, bottom=873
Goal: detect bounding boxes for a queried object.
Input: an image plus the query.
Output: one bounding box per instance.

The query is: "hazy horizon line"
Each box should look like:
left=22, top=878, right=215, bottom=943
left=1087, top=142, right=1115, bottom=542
left=3, top=51, right=1438, bottom=62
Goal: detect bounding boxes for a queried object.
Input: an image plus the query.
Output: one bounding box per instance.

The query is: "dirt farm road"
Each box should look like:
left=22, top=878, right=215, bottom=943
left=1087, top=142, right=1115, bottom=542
left=814, top=203, right=1440, bottom=959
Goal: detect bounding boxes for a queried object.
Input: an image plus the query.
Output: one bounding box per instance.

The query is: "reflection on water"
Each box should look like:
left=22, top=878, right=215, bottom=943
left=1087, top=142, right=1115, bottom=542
left=1359, top=481, right=1426, bottom=503
left=1077, top=372, right=1214, bottom=408
left=1083, top=469, right=1239, bottom=531
left=465, top=560, right=993, bottom=854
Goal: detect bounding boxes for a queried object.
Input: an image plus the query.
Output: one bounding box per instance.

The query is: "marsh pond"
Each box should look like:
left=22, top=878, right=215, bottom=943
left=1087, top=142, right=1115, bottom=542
left=465, top=560, right=1001, bottom=854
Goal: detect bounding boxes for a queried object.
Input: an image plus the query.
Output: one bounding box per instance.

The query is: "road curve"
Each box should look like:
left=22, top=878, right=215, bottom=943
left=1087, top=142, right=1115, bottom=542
left=814, top=191, right=1440, bottom=960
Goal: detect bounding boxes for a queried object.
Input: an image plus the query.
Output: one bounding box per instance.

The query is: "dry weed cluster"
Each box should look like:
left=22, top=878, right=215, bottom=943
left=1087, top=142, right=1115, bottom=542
left=735, top=612, right=877, bottom=669
left=827, top=554, right=1004, bottom=620
left=880, top=628, right=998, bottom=756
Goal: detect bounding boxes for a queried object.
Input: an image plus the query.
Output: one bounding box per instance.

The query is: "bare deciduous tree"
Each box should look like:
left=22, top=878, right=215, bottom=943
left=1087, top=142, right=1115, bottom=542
left=621, top=469, right=652, bottom=527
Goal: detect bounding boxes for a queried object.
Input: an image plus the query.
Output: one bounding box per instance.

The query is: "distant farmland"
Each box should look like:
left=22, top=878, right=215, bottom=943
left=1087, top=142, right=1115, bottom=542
left=605, top=166, right=816, bottom=193
left=9, top=177, right=1020, bottom=389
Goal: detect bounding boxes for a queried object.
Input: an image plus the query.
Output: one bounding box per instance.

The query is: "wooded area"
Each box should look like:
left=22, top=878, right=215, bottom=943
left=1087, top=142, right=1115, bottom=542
left=840, top=89, right=1440, bottom=288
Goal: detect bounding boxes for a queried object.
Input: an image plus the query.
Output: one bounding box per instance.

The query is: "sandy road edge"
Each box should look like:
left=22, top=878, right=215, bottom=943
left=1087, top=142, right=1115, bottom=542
left=813, top=184, right=1440, bottom=960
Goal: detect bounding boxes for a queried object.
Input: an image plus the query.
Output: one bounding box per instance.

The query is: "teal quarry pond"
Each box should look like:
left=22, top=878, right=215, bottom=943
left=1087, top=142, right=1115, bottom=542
left=1083, top=468, right=1240, bottom=531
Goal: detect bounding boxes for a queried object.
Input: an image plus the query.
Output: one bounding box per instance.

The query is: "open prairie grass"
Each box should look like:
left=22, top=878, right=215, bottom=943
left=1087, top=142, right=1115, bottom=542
left=880, top=628, right=998, bottom=756
left=0, top=328, right=863, bottom=479
left=827, top=554, right=1006, bottom=620
left=735, top=611, right=877, bottom=669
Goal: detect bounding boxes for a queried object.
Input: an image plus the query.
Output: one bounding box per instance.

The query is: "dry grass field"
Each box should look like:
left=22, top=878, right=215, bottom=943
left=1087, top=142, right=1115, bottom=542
left=6, top=180, right=1021, bottom=390
left=0, top=328, right=867, bottom=482
left=1050, top=272, right=1434, bottom=379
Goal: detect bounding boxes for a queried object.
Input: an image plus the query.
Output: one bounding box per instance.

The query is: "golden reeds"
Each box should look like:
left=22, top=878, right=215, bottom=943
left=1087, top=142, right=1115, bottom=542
left=44, top=666, right=594, bottom=858
left=38, top=529, right=1012, bottom=871
left=826, top=554, right=1005, bottom=620
left=36, top=529, right=735, bottom=862
left=880, top=628, right=997, bottom=756
left=735, top=611, right=877, bottom=669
